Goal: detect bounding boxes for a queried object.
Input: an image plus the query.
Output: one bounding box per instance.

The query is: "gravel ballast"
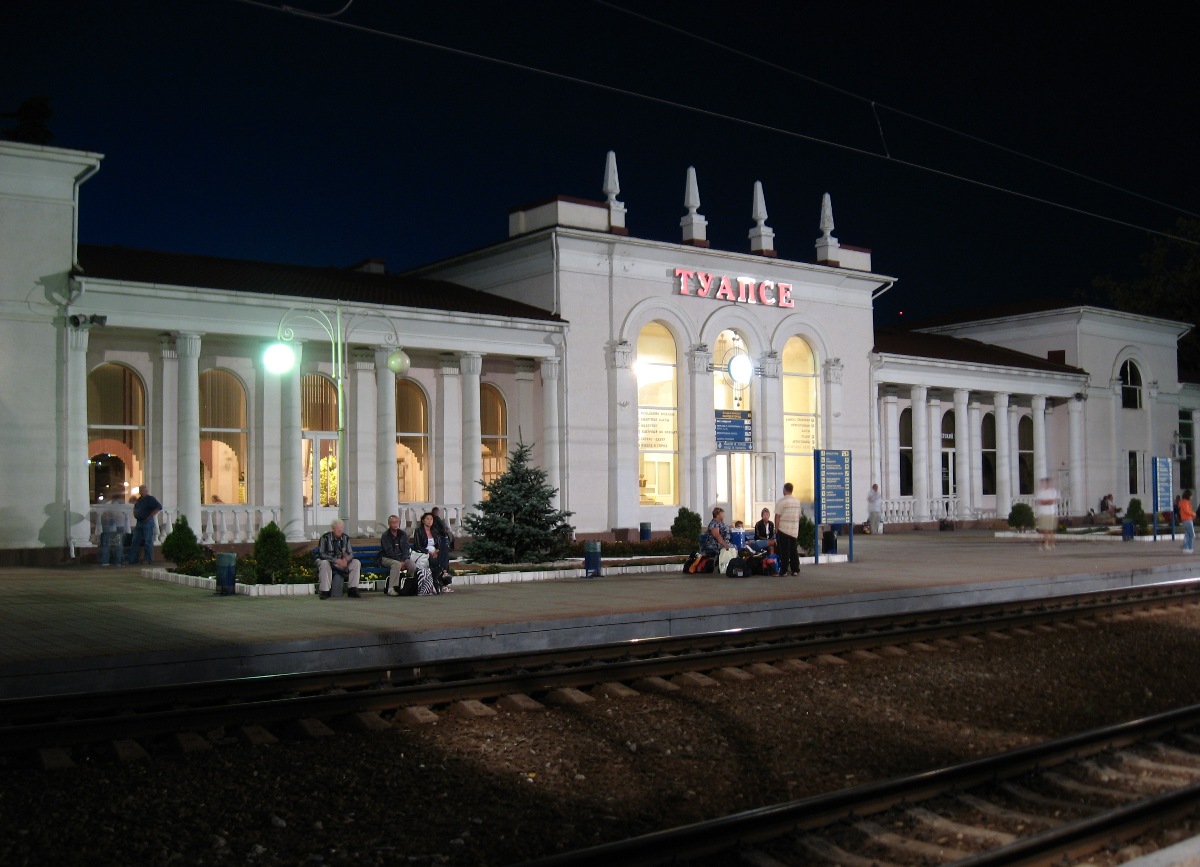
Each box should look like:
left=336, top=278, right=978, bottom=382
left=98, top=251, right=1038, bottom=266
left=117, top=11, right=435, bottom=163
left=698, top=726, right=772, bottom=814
left=5, top=610, right=1200, bottom=866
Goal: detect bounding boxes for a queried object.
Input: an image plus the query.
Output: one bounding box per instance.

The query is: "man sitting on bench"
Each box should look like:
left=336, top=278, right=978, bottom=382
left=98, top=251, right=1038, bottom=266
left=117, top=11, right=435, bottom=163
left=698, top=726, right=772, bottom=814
left=317, top=519, right=361, bottom=600
left=380, top=514, right=416, bottom=596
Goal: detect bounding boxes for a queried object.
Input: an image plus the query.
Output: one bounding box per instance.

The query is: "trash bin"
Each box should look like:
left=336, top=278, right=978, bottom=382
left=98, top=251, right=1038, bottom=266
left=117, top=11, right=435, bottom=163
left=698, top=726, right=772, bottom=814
left=639, top=522, right=652, bottom=542
left=821, top=530, right=837, bottom=554
left=216, top=551, right=237, bottom=596
left=583, top=541, right=602, bottom=578
left=1122, top=520, right=1135, bottom=541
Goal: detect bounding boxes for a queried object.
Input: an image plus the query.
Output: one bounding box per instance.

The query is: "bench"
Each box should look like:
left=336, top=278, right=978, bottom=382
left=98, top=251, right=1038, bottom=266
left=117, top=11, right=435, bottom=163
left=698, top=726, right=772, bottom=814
left=310, top=545, right=394, bottom=590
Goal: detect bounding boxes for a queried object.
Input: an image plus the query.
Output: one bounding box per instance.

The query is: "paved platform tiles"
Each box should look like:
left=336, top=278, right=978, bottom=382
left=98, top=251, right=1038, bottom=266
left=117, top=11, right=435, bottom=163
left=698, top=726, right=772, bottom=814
left=2, top=530, right=1198, bottom=699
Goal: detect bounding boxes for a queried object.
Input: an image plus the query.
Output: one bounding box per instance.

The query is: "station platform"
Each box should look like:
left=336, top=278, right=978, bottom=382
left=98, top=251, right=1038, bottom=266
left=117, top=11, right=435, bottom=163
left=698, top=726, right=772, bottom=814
left=2, top=530, right=1199, bottom=700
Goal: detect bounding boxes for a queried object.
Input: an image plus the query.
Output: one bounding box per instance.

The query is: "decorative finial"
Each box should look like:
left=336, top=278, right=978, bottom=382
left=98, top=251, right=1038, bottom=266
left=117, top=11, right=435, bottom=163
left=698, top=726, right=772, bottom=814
left=819, top=192, right=836, bottom=241
left=680, top=166, right=708, bottom=246
left=749, top=180, right=776, bottom=257
left=603, top=150, right=627, bottom=234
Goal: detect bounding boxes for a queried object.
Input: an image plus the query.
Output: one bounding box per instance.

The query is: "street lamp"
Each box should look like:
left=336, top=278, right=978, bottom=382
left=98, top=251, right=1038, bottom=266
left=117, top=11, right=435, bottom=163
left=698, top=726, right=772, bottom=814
left=264, top=302, right=411, bottom=521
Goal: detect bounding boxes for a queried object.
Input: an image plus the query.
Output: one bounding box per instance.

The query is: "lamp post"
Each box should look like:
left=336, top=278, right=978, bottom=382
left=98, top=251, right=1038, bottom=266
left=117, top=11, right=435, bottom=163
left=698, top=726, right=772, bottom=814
left=264, top=302, right=410, bottom=522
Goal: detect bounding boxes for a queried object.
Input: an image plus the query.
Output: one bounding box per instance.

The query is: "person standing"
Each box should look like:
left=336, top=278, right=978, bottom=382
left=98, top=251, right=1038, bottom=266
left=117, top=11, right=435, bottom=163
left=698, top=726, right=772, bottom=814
left=127, top=486, right=162, bottom=565
left=317, top=519, right=361, bottom=599
left=866, top=483, right=883, bottom=535
left=1180, top=489, right=1195, bottom=554
left=98, top=507, right=126, bottom=566
left=379, top=514, right=415, bottom=596
left=774, top=482, right=803, bottom=576
left=1035, top=477, right=1059, bottom=551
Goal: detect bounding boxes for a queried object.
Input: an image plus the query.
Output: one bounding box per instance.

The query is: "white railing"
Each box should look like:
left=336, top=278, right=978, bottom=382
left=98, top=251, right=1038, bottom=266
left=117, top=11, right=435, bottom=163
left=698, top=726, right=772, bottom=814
left=351, top=503, right=470, bottom=539
left=200, top=506, right=283, bottom=544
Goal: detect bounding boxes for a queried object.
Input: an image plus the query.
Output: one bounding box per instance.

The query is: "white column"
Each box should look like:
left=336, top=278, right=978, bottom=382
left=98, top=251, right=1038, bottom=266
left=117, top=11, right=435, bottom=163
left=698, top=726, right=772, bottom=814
left=994, top=393, right=1011, bottom=518
left=883, top=388, right=900, bottom=500
left=348, top=350, right=377, bottom=535
left=540, top=357, right=561, bottom=510
left=823, top=358, right=844, bottom=448
left=758, top=351, right=783, bottom=505
left=514, top=359, right=536, bottom=448
left=254, top=348, right=283, bottom=513
left=460, top=352, right=483, bottom=509
left=375, top=348, right=398, bottom=524
left=969, top=396, right=983, bottom=516
left=280, top=341, right=305, bottom=541
left=1068, top=395, right=1085, bottom=516
left=1009, top=405, right=1022, bottom=498
left=176, top=332, right=202, bottom=535
left=911, top=385, right=929, bottom=522
left=66, top=323, right=92, bottom=550
left=608, top=340, right=637, bottom=530
left=156, top=337, right=178, bottom=512
left=927, top=392, right=942, bottom=503
left=686, top=345, right=715, bottom=511
left=1111, top=378, right=1123, bottom=500
left=1032, top=395, right=1048, bottom=483
left=435, top=354, right=462, bottom=511
left=954, top=388, right=971, bottom=517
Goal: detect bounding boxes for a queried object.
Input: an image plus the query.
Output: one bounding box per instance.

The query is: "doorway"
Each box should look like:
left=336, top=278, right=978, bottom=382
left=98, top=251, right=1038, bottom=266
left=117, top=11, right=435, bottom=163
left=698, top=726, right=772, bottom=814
left=302, top=433, right=339, bottom=533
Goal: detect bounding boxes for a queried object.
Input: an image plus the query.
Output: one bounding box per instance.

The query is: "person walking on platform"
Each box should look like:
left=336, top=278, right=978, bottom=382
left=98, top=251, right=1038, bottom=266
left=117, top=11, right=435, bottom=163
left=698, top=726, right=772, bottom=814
left=317, top=519, right=361, bottom=599
left=774, top=482, right=803, bottom=576
left=866, top=483, right=883, bottom=535
left=380, top=514, right=416, bottom=596
left=1180, top=490, right=1195, bottom=554
left=1035, top=477, right=1059, bottom=551
left=127, top=486, right=162, bottom=565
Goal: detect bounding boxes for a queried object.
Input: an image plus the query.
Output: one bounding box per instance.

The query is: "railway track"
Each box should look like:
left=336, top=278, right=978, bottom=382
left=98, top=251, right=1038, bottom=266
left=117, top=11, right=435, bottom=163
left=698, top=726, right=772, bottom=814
left=519, top=702, right=1200, bottom=867
left=4, top=580, right=1200, bottom=771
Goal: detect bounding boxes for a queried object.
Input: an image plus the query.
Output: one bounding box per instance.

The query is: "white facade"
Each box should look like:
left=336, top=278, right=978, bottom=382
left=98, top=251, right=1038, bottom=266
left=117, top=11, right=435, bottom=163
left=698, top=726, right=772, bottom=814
left=2, top=140, right=1198, bottom=559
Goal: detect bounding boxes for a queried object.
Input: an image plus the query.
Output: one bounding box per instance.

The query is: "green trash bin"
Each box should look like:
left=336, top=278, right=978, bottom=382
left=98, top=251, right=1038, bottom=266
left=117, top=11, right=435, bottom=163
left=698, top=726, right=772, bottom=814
left=216, top=551, right=237, bottom=596
left=583, top=540, right=602, bottom=578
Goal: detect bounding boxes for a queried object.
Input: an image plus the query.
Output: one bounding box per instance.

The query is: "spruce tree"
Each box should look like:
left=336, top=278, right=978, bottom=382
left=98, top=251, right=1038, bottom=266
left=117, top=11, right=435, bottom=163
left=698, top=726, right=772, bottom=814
left=462, top=441, right=574, bottom=563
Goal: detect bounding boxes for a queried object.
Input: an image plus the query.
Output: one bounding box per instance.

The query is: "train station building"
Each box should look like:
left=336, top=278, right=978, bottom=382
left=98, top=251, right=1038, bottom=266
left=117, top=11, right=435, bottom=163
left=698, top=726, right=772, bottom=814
left=2, top=139, right=1198, bottom=560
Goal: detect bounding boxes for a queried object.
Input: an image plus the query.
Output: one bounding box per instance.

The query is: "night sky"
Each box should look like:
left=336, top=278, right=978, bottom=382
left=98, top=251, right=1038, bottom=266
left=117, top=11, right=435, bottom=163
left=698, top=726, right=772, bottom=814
left=4, top=0, right=1197, bottom=326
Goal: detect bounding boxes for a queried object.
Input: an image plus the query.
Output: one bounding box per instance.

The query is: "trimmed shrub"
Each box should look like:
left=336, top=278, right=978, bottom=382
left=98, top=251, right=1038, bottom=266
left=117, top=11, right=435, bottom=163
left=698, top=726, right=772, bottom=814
left=669, top=507, right=703, bottom=543
left=797, top=512, right=816, bottom=555
left=253, top=521, right=292, bottom=584
left=161, top=514, right=203, bottom=564
left=1126, top=497, right=1150, bottom=534
left=1007, top=502, right=1035, bottom=531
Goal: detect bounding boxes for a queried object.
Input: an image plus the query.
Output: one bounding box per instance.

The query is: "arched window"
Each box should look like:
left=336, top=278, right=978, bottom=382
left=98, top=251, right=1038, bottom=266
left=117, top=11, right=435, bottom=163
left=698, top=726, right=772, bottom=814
left=199, top=369, right=247, bottom=504
left=301, top=373, right=338, bottom=508
left=898, top=408, right=913, bottom=497
left=635, top=322, right=679, bottom=506
left=1018, top=415, right=1034, bottom=495
left=782, top=337, right=819, bottom=501
left=87, top=363, right=146, bottom=505
left=981, top=413, right=997, bottom=496
left=712, top=329, right=752, bottom=412
left=940, top=411, right=956, bottom=496
left=481, top=383, right=508, bottom=489
left=1120, top=360, right=1143, bottom=409
left=395, top=379, right=429, bottom=502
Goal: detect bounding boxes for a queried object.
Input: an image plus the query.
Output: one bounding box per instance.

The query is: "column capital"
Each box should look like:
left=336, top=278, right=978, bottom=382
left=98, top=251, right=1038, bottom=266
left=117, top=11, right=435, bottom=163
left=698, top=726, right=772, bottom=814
left=1031, top=394, right=1047, bottom=411
left=540, top=357, right=560, bottom=381
left=160, top=334, right=177, bottom=360
left=687, top=345, right=712, bottom=375
left=459, top=352, right=483, bottom=376
left=67, top=324, right=89, bottom=352
left=883, top=386, right=899, bottom=402
left=993, top=391, right=1010, bottom=409
left=608, top=340, right=633, bottom=370
left=759, top=350, right=780, bottom=379
left=514, top=358, right=537, bottom=378
left=822, top=357, right=844, bottom=385
left=351, top=349, right=375, bottom=370
left=176, top=332, right=202, bottom=358
left=910, top=384, right=928, bottom=402
left=439, top=353, right=460, bottom=375
left=953, top=388, right=970, bottom=403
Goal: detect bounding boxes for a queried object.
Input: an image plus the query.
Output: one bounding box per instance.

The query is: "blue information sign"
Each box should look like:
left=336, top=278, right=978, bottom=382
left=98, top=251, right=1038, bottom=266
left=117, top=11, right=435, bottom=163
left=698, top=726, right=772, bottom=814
left=715, top=410, right=752, bottom=451
left=1153, top=456, right=1173, bottom=513
left=814, top=449, right=852, bottom=524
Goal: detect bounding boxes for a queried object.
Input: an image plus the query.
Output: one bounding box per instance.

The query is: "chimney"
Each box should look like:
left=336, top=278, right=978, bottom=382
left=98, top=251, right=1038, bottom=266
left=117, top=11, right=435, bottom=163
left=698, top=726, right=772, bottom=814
left=352, top=257, right=387, bottom=275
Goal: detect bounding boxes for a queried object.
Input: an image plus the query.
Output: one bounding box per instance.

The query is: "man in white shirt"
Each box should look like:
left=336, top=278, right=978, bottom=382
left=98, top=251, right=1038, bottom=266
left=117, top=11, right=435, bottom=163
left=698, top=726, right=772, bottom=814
left=774, top=482, right=803, bottom=576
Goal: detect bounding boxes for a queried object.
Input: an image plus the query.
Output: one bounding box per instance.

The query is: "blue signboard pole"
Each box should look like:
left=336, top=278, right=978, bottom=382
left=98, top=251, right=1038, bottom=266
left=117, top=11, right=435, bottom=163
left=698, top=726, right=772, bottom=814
left=1153, top=456, right=1173, bottom=541
left=814, top=450, right=854, bottom=564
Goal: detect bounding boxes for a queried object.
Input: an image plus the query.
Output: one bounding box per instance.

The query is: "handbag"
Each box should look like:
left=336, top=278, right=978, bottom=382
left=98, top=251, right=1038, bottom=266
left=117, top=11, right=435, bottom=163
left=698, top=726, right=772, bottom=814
left=717, top=547, right=736, bottom=574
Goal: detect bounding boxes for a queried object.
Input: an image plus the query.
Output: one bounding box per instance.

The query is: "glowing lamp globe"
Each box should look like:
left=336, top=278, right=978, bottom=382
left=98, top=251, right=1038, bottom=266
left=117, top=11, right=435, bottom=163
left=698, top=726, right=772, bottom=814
left=386, top=348, right=411, bottom=375
left=263, top=342, right=296, bottom=374
left=729, top=352, right=753, bottom=386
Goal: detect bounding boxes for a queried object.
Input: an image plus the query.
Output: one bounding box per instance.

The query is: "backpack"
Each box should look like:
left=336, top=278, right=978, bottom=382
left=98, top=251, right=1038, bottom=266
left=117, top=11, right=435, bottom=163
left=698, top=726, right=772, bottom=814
left=726, top=557, right=749, bottom=577
left=689, top=554, right=713, bottom=574
left=683, top=553, right=700, bottom=573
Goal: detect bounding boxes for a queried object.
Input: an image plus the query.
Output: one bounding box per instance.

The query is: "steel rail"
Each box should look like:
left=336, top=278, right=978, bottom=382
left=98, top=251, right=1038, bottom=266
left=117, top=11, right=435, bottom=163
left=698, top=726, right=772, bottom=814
left=516, top=703, right=1200, bottom=867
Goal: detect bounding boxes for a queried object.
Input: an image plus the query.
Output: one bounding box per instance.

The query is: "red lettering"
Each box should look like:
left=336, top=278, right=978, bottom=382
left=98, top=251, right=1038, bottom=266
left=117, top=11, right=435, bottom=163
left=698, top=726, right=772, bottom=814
left=674, top=268, right=694, bottom=295
left=715, top=275, right=736, bottom=301
left=777, top=282, right=794, bottom=308
left=696, top=271, right=715, bottom=297
left=737, top=277, right=756, bottom=303
left=757, top=280, right=776, bottom=305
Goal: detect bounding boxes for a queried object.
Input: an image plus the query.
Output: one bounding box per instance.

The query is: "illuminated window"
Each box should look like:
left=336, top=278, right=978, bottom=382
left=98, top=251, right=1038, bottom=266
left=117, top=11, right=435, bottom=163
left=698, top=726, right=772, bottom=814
left=481, top=383, right=508, bottom=489
left=635, top=322, right=678, bottom=506
left=87, top=363, right=146, bottom=505
left=302, top=373, right=338, bottom=508
left=782, top=337, right=818, bottom=502
left=395, top=379, right=429, bottom=502
left=199, top=369, right=247, bottom=504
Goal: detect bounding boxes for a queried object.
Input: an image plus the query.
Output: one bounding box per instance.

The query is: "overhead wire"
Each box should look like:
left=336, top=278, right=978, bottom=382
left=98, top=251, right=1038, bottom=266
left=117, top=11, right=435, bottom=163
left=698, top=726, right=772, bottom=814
left=231, top=0, right=1198, bottom=246
left=592, top=0, right=1200, bottom=224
